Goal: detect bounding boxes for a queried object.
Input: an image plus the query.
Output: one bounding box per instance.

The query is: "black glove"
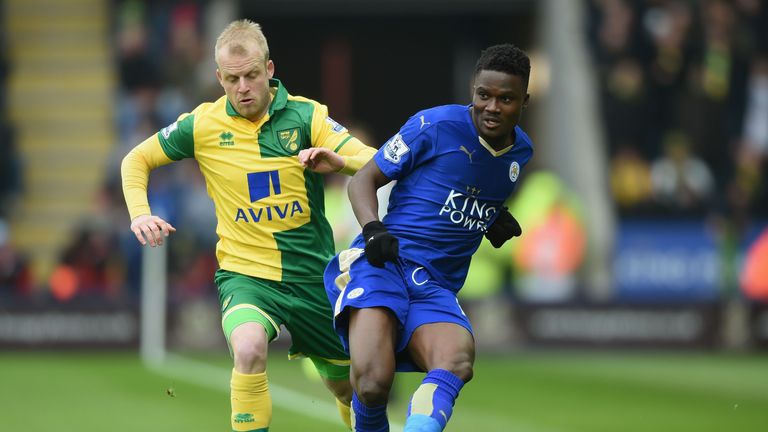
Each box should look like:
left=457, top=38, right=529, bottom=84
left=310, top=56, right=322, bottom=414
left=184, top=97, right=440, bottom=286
left=485, top=206, right=522, bottom=248
left=362, top=221, right=399, bottom=268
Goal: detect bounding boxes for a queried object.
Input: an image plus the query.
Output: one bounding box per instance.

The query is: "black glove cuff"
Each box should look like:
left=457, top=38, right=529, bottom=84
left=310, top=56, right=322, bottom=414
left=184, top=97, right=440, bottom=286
left=362, top=221, right=388, bottom=243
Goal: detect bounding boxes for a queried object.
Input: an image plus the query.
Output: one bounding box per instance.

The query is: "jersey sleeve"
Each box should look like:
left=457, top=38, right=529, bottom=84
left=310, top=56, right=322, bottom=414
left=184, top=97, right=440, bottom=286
left=373, top=113, right=435, bottom=181
left=309, top=101, right=375, bottom=175
left=121, top=135, right=175, bottom=220
left=157, top=113, right=195, bottom=160
left=515, top=126, right=535, bottom=169
left=121, top=111, right=196, bottom=220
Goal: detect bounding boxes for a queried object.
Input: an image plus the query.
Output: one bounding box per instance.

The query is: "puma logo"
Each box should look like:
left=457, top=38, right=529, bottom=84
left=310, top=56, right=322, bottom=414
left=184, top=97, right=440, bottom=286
left=419, top=115, right=431, bottom=129
left=459, top=145, right=476, bottom=163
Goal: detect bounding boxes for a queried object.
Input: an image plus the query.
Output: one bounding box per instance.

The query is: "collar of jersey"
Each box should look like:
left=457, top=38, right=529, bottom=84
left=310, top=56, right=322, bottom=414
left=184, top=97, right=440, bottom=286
left=225, top=78, right=288, bottom=118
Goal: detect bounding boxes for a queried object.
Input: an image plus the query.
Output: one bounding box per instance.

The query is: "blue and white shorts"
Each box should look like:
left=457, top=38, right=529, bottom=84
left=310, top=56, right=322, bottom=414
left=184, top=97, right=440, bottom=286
left=323, top=248, right=473, bottom=371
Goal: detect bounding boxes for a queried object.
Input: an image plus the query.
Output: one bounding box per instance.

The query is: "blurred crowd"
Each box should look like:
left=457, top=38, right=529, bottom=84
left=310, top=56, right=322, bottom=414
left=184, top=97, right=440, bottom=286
left=2, top=1, right=218, bottom=303
left=3, top=0, right=767, bottom=304
left=91, top=0, right=219, bottom=304
left=0, top=4, right=30, bottom=300
left=588, top=0, right=768, bottom=222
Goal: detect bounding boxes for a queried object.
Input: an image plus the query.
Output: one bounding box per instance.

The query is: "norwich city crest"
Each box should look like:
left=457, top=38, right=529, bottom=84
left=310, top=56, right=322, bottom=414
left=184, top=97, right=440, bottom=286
left=277, top=128, right=301, bottom=154
left=222, top=295, right=233, bottom=311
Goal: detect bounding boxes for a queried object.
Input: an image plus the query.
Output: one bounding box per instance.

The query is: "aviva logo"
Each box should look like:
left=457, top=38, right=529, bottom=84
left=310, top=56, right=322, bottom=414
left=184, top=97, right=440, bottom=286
left=247, top=171, right=281, bottom=202
left=236, top=170, right=304, bottom=223
left=219, top=131, right=235, bottom=146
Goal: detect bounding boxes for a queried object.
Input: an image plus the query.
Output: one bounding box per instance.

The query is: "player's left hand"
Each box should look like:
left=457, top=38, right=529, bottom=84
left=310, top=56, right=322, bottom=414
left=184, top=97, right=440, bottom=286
left=484, top=206, right=522, bottom=248
left=298, top=147, right=345, bottom=173
left=362, top=220, right=399, bottom=267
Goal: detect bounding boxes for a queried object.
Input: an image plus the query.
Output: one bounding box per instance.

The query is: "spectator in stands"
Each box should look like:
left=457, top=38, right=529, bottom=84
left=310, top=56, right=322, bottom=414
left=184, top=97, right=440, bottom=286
left=610, top=144, right=653, bottom=212
left=650, top=131, right=714, bottom=214
left=0, top=219, right=32, bottom=298
left=588, top=0, right=767, bottom=218
left=0, top=115, right=21, bottom=217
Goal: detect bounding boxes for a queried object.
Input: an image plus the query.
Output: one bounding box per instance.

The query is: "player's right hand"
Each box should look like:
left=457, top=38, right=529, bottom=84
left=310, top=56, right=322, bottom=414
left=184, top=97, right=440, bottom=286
left=298, top=147, right=345, bottom=173
left=362, top=220, right=399, bottom=268
left=484, top=206, right=522, bottom=248
left=130, top=214, right=176, bottom=247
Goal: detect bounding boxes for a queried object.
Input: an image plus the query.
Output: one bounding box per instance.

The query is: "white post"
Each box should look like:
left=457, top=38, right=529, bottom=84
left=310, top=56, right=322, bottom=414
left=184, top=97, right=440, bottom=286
left=539, top=0, right=615, bottom=299
left=140, top=242, right=167, bottom=366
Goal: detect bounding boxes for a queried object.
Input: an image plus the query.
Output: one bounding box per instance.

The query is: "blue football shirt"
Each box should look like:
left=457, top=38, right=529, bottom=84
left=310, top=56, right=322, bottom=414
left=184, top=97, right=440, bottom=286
left=351, top=104, right=534, bottom=292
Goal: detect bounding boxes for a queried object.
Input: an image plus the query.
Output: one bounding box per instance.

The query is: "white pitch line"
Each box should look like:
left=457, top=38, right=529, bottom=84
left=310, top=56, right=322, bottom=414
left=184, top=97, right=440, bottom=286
left=149, top=354, right=404, bottom=431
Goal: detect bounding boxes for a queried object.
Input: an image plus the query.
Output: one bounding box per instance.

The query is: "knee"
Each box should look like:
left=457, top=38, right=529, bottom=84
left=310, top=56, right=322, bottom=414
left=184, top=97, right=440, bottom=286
left=232, top=340, right=268, bottom=373
left=325, top=378, right=353, bottom=404
left=449, top=359, right=473, bottom=383
left=352, top=370, right=392, bottom=406
left=432, top=352, right=473, bottom=383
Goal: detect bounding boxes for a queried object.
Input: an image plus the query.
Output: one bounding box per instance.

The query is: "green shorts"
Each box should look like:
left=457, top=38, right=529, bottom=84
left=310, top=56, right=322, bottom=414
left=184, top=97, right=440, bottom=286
left=215, top=269, right=349, bottom=380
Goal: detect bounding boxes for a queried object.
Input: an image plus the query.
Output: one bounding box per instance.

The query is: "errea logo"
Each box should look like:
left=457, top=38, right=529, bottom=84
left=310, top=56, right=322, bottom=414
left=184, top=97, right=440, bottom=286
left=219, top=131, right=235, bottom=147
left=233, top=413, right=254, bottom=424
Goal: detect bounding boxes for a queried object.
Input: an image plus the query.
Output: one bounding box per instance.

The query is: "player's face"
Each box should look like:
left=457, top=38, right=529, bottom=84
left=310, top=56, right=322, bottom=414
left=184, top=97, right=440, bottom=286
left=471, top=70, right=529, bottom=149
left=216, top=43, right=274, bottom=122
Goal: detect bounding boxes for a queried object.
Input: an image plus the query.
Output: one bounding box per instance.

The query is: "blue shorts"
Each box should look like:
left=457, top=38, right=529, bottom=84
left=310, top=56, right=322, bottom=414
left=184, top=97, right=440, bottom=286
left=324, top=248, right=473, bottom=372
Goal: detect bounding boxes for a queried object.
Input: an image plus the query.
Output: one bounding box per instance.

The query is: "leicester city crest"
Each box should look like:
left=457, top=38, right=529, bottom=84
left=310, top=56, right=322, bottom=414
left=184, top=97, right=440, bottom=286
left=509, top=161, right=520, bottom=182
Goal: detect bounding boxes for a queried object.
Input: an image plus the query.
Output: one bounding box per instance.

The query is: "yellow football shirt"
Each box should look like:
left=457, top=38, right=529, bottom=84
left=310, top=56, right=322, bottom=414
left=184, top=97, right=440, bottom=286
left=122, top=79, right=375, bottom=282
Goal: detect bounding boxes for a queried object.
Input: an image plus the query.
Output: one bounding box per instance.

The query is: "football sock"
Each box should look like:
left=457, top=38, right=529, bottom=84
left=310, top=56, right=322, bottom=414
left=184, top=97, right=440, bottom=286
left=336, top=398, right=352, bottom=430
left=351, top=392, right=389, bottom=432
left=404, top=369, right=464, bottom=432
left=230, top=368, right=271, bottom=431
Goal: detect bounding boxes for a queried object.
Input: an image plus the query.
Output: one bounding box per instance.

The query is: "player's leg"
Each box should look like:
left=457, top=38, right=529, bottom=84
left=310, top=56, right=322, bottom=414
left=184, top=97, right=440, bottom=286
left=397, top=267, right=475, bottom=432
left=231, top=322, right=270, bottom=373
left=403, top=322, right=475, bottom=432
left=299, top=357, right=354, bottom=429
left=311, top=358, right=354, bottom=429
left=284, top=277, right=354, bottom=429
left=349, top=307, right=399, bottom=432
left=324, top=249, right=410, bottom=432
left=217, top=270, right=286, bottom=432
left=229, top=322, right=273, bottom=431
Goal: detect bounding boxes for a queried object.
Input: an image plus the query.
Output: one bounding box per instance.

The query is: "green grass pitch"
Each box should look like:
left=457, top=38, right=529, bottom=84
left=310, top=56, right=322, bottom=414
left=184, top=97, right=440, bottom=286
left=0, top=350, right=765, bottom=431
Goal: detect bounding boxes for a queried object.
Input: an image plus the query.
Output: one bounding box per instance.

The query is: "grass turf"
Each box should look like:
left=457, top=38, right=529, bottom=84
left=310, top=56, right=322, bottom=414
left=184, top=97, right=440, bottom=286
left=0, top=350, right=765, bottom=431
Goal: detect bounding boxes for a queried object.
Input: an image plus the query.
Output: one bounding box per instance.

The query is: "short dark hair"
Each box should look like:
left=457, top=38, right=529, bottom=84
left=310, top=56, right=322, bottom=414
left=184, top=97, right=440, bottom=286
left=474, top=44, right=531, bottom=89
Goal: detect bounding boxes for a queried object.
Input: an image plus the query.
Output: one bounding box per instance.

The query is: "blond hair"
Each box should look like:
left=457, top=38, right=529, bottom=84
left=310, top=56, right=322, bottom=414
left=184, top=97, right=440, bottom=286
left=214, top=19, right=270, bottom=64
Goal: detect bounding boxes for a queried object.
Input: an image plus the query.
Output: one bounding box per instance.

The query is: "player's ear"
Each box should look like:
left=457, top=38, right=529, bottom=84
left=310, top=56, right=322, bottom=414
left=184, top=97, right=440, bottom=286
left=267, top=59, right=275, bottom=79
left=522, top=94, right=530, bottom=109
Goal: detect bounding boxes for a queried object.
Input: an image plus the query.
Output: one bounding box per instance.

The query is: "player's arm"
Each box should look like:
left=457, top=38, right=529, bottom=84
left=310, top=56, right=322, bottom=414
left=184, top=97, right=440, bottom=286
left=332, top=137, right=377, bottom=175
left=303, top=102, right=376, bottom=174
left=348, top=160, right=398, bottom=267
left=121, top=115, right=195, bottom=247
left=348, top=160, right=391, bottom=227
left=121, top=137, right=177, bottom=247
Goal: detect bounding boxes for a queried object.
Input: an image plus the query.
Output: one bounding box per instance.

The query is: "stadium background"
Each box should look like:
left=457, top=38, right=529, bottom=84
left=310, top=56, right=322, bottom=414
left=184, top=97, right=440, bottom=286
left=1, top=0, right=767, bottom=430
